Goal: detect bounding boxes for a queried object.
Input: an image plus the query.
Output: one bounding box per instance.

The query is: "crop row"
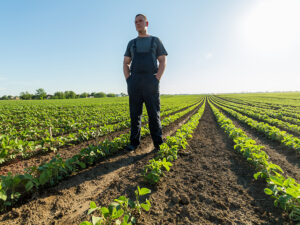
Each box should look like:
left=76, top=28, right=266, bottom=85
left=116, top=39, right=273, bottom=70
left=210, top=98, right=300, bottom=153
left=0, top=96, right=201, bottom=134
left=0, top=98, right=204, bottom=211
left=0, top=103, right=129, bottom=136
left=217, top=96, right=300, bottom=118
left=218, top=97, right=300, bottom=122
left=215, top=97, right=300, bottom=126
left=0, top=100, right=201, bottom=165
left=0, top=103, right=186, bottom=140
left=209, top=99, right=300, bottom=221
left=0, top=96, right=200, bottom=150
left=212, top=97, right=300, bottom=135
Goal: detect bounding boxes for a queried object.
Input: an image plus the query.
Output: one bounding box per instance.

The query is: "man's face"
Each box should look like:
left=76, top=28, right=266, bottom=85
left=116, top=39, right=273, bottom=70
left=135, top=15, right=148, bottom=32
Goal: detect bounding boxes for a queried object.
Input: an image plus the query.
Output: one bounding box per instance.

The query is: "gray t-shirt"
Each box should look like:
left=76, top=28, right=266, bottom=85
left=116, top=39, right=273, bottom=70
left=124, top=35, right=168, bottom=71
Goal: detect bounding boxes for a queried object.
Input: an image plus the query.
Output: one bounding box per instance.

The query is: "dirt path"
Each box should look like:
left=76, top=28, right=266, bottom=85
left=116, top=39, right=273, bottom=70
left=0, top=104, right=200, bottom=225
left=215, top=104, right=300, bottom=183
left=0, top=104, right=291, bottom=224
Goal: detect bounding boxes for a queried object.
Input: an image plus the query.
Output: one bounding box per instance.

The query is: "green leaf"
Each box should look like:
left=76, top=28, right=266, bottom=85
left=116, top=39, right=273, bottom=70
left=25, top=181, right=34, bottom=191
left=88, top=208, right=98, bottom=215
left=264, top=188, right=273, bottom=195
left=0, top=191, right=7, bottom=201
left=39, top=170, right=49, bottom=185
left=101, top=207, right=110, bottom=216
left=92, top=216, right=102, bottom=225
left=141, top=203, right=151, bottom=211
left=112, top=209, right=124, bottom=220
left=268, top=163, right=284, bottom=173
left=79, top=222, right=93, bottom=225
left=77, top=162, right=86, bottom=169
left=115, top=196, right=127, bottom=204
left=90, top=201, right=97, bottom=209
left=13, top=176, right=22, bottom=186
left=109, top=201, right=120, bottom=210
left=269, top=175, right=284, bottom=186
left=88, top=202, right=99, bottom=215
left=286, top=187, right=300, bottom=199
left=253, top=172, right=262, bottom=180
left=283, top=177, right=295, bottom=187
left=138, top=187, right=151, bottom=196
left=123, top=214, right=130, bottom=223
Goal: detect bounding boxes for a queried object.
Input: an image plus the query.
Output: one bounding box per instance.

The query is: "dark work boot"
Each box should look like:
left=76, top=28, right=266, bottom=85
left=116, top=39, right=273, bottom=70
left=126, top=144, right=138, bottom=152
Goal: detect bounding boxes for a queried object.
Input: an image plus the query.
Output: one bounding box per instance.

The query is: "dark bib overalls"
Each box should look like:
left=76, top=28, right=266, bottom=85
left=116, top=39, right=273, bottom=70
left=126, top=37, right=163, bottom=147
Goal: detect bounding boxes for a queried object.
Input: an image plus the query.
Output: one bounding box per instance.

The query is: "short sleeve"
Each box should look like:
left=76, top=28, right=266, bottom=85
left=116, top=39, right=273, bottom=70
left=124, top=40, right=132, bottom=57
left=155, top=37, right=168, bottom=57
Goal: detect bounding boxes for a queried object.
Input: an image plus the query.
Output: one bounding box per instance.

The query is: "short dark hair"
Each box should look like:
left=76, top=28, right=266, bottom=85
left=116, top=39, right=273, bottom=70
left=135, top=14, right=148, bottom=22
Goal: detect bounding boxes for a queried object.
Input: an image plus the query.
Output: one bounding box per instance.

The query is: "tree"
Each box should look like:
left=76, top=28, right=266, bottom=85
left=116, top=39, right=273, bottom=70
left=64, top=90, right=76, bottom=99
left=80, top=92, right=89, bottom=98
left=120, top=92, right=127, bottom=97
left=20, top=91, right=33, bottom=100
left=36, top=88, right=47, bottom=100
left=107, top=93, right=116, bottom=97
left=0, top=95, right=8, bottom=100
left=94, top=92, right=106, bottom=98
left=53, top=91, right=65, bottom=99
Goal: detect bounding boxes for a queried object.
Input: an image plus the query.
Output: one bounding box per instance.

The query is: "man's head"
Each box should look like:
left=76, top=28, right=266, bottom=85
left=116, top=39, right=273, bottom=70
left=135, top=14, right=148, bottom=33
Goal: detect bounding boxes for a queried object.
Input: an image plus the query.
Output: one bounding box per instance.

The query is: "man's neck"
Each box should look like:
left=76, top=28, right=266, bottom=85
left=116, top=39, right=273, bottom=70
left=138, top=31, right=150, bottom=38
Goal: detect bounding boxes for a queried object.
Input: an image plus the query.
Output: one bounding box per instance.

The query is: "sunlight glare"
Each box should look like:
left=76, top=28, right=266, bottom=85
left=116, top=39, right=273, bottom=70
left=241, top=0, right=300, bottom=53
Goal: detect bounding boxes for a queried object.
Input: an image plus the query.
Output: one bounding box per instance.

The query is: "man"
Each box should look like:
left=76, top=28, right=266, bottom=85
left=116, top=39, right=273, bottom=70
left=123, top=14, right=168, bottom=151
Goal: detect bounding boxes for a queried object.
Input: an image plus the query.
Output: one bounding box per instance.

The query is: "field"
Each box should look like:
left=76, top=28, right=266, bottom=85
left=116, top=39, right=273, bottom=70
left=1, top=93, right=300, bottom=224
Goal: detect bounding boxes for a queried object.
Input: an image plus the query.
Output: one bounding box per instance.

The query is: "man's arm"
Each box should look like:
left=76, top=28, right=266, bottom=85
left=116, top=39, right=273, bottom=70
left=123, top=56, right=131, bottom=80
left=156, top=55, right=167, bottom=81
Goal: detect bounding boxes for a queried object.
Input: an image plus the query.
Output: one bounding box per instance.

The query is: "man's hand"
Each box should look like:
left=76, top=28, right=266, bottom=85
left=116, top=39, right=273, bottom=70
left=156, top=55, right=167, bottom=81
left=123, top=56, right=132, bottom=80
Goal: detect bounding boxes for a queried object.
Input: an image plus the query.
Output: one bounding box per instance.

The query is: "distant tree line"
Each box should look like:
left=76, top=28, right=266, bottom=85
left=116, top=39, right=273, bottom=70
left=0, top=88, right=127, bottom=100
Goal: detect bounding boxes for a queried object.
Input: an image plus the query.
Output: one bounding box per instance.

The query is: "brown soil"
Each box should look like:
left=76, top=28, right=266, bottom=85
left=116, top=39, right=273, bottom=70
left=0, top=104, right=292, bottom=224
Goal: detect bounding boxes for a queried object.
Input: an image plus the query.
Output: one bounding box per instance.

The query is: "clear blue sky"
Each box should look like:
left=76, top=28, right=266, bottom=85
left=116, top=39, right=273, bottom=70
left=0, top=0, right=299, bottom=96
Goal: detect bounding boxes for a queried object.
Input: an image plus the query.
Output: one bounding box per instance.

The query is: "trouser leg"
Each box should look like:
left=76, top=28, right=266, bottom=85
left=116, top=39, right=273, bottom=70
left=143, top=77, right=163, bottom=147
left=128, top=81, right=143, bottom=147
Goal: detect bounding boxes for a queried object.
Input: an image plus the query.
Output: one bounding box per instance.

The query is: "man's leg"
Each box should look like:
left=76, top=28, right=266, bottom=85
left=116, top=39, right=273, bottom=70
left=128, top=81, right=143, bottom=147
left=143, top=77, right=163, bottom=148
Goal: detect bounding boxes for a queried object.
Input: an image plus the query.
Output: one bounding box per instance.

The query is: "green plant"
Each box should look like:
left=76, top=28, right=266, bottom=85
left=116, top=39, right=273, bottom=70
left=209, top=98, right=300, bottom=222
left=79, top=186, right=151, bottom=225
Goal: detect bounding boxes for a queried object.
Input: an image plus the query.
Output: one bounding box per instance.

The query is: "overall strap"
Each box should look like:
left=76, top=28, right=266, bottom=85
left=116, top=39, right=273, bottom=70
left=133, top=38, right=137, bottom=53
left=149, top=37, right=155, bottom=51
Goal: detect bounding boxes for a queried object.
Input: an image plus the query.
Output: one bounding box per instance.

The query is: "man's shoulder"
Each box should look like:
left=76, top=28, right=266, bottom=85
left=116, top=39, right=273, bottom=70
left=129, top=35, right=160, bottom=41
left=127, top=38, right=135, bottom=45
left=126, top=36, right=162, bottom=47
